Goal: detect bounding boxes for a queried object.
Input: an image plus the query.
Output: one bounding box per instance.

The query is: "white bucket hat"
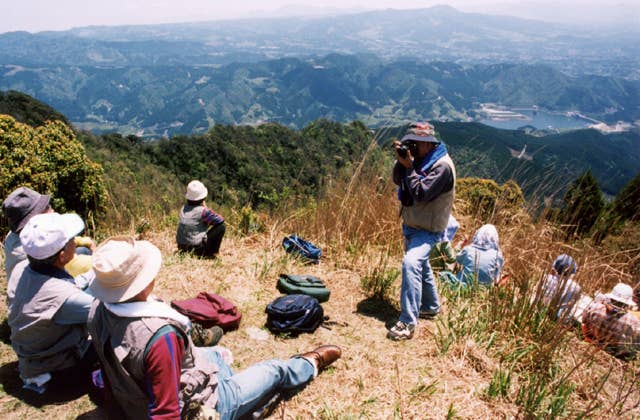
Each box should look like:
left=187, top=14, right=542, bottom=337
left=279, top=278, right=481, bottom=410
left=605, top=283, right=636, bottom=308
left=185, top=180, right=208, bottom=201
left=20, top=212, right=84, bottom=259
left=90, top=236, right=162, bottom=303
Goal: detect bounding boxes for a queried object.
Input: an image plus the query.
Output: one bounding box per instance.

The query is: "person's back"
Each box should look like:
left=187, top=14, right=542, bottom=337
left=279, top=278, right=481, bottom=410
left=177, top=202, right=208, bottom=247
left=541, top=254, right=581, bottom=319
left=456, top=245, right=503, bottom=285
left=176, top=180, right=225, bottom=257
left=9, top=262, right=89, bottom=377
left=455, top=224, right=503, bottom=286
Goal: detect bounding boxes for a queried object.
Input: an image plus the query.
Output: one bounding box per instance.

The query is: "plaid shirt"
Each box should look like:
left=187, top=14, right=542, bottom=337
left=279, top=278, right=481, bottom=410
left=582, top=302, right=640, bottom=356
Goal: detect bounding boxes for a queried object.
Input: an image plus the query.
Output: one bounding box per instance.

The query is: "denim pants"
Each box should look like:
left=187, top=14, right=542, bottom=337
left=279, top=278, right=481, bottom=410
left=202, top=350, right=315, bottom=420
left=399, top=225, right=445, bottom=325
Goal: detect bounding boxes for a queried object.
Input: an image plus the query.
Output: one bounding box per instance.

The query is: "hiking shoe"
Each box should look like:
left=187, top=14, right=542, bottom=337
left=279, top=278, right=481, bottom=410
left=419, top=310, right=439, bottom=320
left=387, top=321, right=415, bottom=341
left=191, top=324, right=224, bottom=347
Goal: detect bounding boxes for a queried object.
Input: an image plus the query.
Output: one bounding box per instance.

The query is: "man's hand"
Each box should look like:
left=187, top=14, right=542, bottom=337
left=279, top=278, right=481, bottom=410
left=394, top=140, right=413, bottom=169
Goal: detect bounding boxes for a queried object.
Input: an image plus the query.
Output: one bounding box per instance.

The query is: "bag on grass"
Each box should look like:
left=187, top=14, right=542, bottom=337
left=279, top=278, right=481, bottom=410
left=171, top=292, right=241, bottom=331
left=265, top=294, right=324, bottom=335
left=277, top=274, right=330, bottom=303
left=282, top=235, right=321, bottom=264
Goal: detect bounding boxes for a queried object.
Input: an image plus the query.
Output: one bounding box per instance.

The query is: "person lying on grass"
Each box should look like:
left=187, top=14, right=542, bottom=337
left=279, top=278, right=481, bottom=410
left=87, top=236, right=341, bottom=419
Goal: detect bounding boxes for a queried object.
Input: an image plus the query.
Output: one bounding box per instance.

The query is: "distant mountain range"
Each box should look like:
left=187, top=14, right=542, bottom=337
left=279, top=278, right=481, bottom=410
left=1, top=6, right=638, bottom=79
left=1, top=54, right=638, bottom=136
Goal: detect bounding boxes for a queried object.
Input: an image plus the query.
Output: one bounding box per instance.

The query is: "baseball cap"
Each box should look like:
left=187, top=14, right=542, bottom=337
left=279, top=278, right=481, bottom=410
left=20, top=212, right=85, bottom=259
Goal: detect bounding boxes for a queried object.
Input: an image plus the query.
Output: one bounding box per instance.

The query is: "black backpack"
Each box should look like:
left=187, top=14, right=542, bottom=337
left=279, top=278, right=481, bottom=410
left=265, top=294, right=324, bottom=336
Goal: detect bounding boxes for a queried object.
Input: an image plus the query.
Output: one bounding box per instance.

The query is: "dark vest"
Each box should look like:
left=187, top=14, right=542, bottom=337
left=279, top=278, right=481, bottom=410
left=87, top=301, right=218, bottom=419
left=176, top=204, right=208, bottom=247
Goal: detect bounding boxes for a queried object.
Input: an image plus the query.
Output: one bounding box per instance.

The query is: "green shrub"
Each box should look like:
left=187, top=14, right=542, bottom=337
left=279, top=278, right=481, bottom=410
left=0, top=115, right=107, bottom=233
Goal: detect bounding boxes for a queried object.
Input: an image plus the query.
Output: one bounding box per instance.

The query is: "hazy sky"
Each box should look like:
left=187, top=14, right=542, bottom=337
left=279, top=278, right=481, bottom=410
left=3, top=0, right=639, bottom=33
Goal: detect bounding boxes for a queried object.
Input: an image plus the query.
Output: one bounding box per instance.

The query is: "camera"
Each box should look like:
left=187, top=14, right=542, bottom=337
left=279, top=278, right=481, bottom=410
left=395, top=141, right=416, bottom=158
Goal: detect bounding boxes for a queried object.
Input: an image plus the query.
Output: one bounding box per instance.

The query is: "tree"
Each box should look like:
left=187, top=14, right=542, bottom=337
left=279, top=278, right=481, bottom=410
left=559, top=170, right=604, bottom=237
left=593, top=171, right=640, bottom=241
left=0, top=115, right=107, bottom=233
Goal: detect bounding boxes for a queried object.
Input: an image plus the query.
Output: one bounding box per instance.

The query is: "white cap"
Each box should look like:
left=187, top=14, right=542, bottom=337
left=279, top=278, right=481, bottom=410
left=185, top=180, right=208, bottom=201
left=605, top=283, right=636, bottom=309
left=20, top=212, right=85, bottom=259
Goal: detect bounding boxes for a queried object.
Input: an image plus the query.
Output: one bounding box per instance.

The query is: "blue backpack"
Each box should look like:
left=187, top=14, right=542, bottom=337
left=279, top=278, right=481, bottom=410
left=282, top=234, right=322, bottom=264
left=265, top=294, right=324, bottom=335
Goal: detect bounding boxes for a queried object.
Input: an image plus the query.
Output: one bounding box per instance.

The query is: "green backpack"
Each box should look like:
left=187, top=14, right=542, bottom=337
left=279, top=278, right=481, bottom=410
left=276, top=274, right=330, bottom=303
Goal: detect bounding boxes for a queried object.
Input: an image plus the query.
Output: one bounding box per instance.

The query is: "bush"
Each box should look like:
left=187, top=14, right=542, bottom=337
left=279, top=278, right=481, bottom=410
left=456, top=177, right=525, bottom=223
left=0, top=115, right=107, bottom=233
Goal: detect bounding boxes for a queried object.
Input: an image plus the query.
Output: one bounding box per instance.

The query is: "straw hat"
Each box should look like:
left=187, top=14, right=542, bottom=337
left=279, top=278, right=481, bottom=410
left=605, top=283, right=636, bottom=309
left=185, top=180, right=208, bottom=201
left=90, top=236, right=162, bottom=303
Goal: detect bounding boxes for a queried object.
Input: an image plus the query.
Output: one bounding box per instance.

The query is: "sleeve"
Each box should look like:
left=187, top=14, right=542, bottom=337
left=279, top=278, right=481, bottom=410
left=404, top=162, right=454, bottom=203
left=392, top=161, right=405, bottom=185
left=144, top=327, right=185, bottom=420
left=201, top=207, right=225, bottom=226
left=53, top=291, right=95, bottom=325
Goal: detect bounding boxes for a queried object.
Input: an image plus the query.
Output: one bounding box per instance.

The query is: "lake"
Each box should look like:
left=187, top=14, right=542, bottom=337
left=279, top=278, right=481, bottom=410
left=480, top=109, right=594, bottom=131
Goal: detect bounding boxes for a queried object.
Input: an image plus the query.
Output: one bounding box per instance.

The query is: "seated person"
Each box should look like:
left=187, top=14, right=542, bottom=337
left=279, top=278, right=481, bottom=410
left=8, top=212, right=96, bottom=392
left=440, top=224, right=504, bottom=287
left=3, top=186, right=95, bottom=281
left=541, top=254, right=582, bottom=320
left=430, top=215, right=459, bottom=272
left=87, top=236, right=341, bottom=419
left=582, top=283, right=640, bottom=359
left=176, top=180, right=226, bottom=258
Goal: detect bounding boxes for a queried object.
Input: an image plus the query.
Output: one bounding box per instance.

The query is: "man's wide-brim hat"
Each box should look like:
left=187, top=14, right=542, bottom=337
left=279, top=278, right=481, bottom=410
left=2, top=187, right=51, bottom=233
left=90, top=236, right=162, bottom=303
left=400, top=122, right=440, bottom=144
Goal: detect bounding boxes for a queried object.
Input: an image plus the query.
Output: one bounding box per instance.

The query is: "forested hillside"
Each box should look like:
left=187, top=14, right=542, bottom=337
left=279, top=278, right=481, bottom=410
left=2, top=56, right=638, bottom=136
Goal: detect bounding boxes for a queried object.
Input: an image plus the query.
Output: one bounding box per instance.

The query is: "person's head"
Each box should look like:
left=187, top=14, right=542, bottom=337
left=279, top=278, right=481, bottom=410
left=471, top=224, right=499, bottom=251
left=185, top=180, right=207, bottom=205
left=605, top=283, right=636, bottom=312
left=552, top=254, right=578, bottom=277
left=2, top=187, right=51, bottom=233
left=20, top=212, right=84, bottom=269
left=400, top=122, right=441, bottom=159
left=90, top=236, right=162, bottom=303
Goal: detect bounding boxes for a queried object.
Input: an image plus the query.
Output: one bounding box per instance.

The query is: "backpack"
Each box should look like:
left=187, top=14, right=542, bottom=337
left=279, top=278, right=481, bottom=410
left=282, top=235, right=321, bottom=264
left=171, top=292, right=242, bottom=332
left=277, top=274, right=331, bottom=303
left=265, top=294, right=324, bottom=335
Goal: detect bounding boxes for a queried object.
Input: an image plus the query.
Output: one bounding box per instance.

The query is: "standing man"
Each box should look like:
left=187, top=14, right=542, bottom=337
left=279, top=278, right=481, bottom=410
left=388, top=122, right=456, bottom=340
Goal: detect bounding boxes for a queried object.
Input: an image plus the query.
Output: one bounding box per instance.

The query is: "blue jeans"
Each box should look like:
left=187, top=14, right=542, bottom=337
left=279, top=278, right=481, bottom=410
left=201, top=350, right=315, bottom=420
left=399, top=225, right=445, bottom=325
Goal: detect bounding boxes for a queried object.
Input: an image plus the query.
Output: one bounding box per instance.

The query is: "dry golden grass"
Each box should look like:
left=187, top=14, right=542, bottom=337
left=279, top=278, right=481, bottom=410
left=1, top=151, right=638, bottom=418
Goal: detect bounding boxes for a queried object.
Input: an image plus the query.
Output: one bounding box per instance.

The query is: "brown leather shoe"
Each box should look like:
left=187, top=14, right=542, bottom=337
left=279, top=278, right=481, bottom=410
left=300, top=345, right=342, bottom=371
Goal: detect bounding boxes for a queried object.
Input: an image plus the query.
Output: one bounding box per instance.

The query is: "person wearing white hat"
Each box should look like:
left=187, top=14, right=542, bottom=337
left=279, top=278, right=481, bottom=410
left=7, top=212, right=97, bottom=392
left=87, top=236, right=341, bottom=419
left=176, top=180, right=226, bottom=258
left=582, top=282, right=640, bottom=359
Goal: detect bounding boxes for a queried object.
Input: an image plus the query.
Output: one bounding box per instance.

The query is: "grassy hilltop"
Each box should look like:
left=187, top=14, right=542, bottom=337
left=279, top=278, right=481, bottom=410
left=1, top=96, right=639, bottom=418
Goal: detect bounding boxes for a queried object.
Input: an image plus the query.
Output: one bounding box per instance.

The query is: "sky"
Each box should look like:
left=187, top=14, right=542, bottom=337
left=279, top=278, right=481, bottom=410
left=3, top=0, right=639, bottom=33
